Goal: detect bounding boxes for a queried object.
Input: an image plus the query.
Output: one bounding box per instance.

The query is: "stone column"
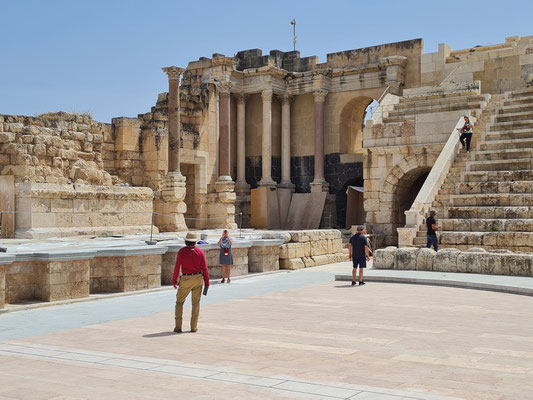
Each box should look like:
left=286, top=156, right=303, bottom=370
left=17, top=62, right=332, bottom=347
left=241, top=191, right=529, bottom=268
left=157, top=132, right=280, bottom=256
left=235, top=93, right=250, bottom=193
left=156, top=66, right=187, bottom=232
left=162, top=66, right=185, bottom=175
left=217, top=83, right=232, bottom=181
left=279, top=94, right=293, bottom=188
left=311, top=90, right=328, bottom=192
left=259, top=89, right=275, bottom=186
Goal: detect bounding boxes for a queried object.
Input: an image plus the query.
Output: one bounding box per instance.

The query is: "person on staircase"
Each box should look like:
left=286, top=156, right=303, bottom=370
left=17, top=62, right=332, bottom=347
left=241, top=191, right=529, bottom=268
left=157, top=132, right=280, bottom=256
left=426, top=210, right=441, bottom=251
left=457, top=115, right=474, bottom=152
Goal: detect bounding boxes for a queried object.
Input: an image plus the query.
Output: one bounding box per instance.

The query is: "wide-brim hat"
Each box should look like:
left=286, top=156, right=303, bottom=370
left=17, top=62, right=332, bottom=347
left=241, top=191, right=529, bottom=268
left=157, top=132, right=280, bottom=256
left=184, top=232, right=198, bottom=243
left=429, top=210, right=437, bottom=216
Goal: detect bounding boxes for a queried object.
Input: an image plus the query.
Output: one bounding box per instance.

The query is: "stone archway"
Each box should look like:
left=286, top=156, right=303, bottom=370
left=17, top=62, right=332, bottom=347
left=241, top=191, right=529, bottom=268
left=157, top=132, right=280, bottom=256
left=339, top=96, right=374, bottom=154
left=368, top=153, right=438, bottom=245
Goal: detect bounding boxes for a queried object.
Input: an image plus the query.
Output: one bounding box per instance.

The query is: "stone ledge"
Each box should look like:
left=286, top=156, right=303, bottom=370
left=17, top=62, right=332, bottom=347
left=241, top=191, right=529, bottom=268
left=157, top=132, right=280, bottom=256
left=95, top=245, right=168, bottom=258
left=0, top=255, right=16, bottom=265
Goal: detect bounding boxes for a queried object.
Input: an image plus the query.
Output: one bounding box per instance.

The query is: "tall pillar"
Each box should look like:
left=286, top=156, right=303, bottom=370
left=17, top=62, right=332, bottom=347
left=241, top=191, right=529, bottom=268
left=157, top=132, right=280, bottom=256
left=279, top=94, right=293, bottom=188
left=259, top=89, right=275, bottom=186
left=162, top=66, right=185, bottom=175
left=311, top=90, right=328, bottom=192
left=218, top=83, right=232, bottom=181
left=212, top=81, right=237, bottom=230
left=235, top=93, right=249, bottom=193
left=156, top=66, right=187, bottom=232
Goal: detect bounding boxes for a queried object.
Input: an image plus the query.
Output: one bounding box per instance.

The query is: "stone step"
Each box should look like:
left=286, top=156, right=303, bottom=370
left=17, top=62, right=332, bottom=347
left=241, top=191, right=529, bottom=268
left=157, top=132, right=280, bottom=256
left=506, top=88, right=533, bottom=98
left=398, top=91, right=480, bottom=104
left=447, top=206, right=533, bottom=219
left=502, top=97, right=533, bottom=107
left=489, top=119, right=533, bottom=131
left=450, top=193, right=533, bottom=207
left=498, top=103, right=533, bottom=115
left=417, top=219, right=533, bottom=232
left=485, top=128, right=533, bottom=141
left=412, top=232, right=533, bottom=252
left=479, top=138, right=533, bottom=151
left=493, top=110, right=533, bottom=123
left=474, top=148, right=533, bottom=161
left=468, top=158, right=533, bottom=172
left=462, top=170, right=533, bottom=183
left=390, top=100, right=486, bottom=116
left=439, top=181, right=533, bottom=195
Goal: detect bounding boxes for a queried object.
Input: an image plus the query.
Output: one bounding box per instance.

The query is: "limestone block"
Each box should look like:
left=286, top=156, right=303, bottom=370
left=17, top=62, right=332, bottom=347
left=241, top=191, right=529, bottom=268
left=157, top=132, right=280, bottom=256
left=290, top=231, right=310, bottom=242
left=311, top=254, right=333, bottom=266
left=395, top=247, right=417, bottom=270
left=302, top=257, right=315, bottom=268
left=504, top=254, right=533, bottom=277
left=373, top=247, right=396, bottom=269
left=434, top=248, right=461, bottom=272
left=416, top=248, right=436, bottom=271
left=478, top=253, right=507, bottom=275
left=310, top=240, right=328, bottom=256
left=280, top=258, right=305, bottom=270
left=456, top=251, right=483, bottom=274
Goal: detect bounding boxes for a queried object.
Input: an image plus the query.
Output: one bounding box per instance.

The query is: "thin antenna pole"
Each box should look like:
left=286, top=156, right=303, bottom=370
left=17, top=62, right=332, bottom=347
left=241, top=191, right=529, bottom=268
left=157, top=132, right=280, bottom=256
left=291, top=19, right=296, bottom=51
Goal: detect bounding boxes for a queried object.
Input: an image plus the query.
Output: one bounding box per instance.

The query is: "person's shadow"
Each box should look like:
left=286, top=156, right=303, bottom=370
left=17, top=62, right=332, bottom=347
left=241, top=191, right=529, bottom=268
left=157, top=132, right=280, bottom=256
left=142, top=331, right=178, bottom=338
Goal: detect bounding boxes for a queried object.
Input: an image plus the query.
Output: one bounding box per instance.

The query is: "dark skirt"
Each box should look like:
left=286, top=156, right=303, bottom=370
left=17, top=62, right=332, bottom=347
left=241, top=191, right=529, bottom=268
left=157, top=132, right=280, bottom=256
left=219, top=247, right=233, bottom=265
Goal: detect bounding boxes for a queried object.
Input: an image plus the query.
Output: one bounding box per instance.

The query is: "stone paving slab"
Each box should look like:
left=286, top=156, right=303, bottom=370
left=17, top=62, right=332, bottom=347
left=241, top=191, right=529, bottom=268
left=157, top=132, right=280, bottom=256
left=1, top=262, right=533, bottom=399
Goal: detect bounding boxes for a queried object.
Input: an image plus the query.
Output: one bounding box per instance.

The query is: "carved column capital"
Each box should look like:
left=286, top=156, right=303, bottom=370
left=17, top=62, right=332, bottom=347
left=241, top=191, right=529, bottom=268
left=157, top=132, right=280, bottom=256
left=215, top=81, right=232, bottom=95
left=235, top=92, right=247, bottom=105
left=278, top=93, right=292, bottom=105
left=261, top=89, right=273, bottom=102
left=162, top=66, right=185, bottom=80
left=313, top=90, right=328, bottom=103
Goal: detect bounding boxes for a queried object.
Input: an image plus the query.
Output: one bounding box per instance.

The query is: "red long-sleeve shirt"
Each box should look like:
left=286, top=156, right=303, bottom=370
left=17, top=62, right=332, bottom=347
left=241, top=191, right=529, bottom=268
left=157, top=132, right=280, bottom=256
left=172, top=246, right=210, bottom=287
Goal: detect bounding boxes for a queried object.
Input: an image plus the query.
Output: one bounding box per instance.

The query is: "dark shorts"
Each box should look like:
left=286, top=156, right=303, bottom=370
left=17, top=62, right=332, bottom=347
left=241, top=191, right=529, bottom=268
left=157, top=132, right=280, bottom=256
left=353, top=256, right=367, bottom=269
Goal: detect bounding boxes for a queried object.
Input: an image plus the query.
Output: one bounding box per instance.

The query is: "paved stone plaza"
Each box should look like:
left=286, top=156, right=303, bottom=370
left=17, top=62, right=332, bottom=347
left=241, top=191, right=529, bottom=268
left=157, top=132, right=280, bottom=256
left=1, top=262, right=533, bottom=400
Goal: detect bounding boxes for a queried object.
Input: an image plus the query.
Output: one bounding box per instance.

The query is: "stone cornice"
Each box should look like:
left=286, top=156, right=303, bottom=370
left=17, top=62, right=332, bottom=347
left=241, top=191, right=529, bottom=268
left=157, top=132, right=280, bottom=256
left=379, top=55, right=408, bottom=68
left=162, top=66, right=185, bottom=80
left=214, top=81, right=232, bottom=94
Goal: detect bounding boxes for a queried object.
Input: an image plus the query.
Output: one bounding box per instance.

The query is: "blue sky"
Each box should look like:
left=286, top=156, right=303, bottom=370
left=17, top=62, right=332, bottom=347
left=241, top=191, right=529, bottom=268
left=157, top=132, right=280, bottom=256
left=1, top=0, right=532, bottom=122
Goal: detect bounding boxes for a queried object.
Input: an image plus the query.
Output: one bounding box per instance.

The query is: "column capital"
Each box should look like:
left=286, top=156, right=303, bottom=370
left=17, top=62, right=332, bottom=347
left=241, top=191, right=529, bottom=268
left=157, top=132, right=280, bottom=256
left=261, top=89, right=273, bottom=102
left=214, top=81, right=232, bottom=95
left=162, top=66, right=185, bottom=80
left=278, top=93, right=292, bottom=105
left=235, top=92, right=247, bottom=104
left=313, top=90, right=328, bottom=103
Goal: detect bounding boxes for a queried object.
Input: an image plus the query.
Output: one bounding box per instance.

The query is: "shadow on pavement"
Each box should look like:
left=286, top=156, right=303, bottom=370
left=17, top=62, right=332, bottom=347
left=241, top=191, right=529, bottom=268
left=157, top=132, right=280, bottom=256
left=142, top=331, right=177, bottom=338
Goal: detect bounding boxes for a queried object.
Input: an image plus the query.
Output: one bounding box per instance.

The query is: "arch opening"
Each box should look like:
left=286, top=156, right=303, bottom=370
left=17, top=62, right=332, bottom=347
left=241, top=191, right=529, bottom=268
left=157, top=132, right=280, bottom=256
left=392, top=169, right=430, bottom=236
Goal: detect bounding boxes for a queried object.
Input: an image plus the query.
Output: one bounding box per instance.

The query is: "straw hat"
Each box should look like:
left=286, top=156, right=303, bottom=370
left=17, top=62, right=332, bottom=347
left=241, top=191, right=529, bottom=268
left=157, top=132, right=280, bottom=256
left=184, top=232, right=198, bottom=243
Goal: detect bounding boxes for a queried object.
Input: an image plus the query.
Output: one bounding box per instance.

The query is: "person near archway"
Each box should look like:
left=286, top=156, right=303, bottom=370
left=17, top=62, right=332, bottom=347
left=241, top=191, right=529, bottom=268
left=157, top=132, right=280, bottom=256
left=426, top=210, right=441, bottom=251
left=348, top=226, right=370, bottom=286
left=457, top=115, right=474, bottom=152
left=218, top=229, right=233, bottom=283
left=172, top=232, right=210, bottom=333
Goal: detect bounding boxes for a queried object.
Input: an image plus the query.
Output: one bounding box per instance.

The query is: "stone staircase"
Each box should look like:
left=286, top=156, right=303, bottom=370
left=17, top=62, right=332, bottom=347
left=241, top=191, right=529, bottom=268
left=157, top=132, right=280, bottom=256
left=383, top=90, right=488, bottom=123
left=413, top=88, right=533, bottom=252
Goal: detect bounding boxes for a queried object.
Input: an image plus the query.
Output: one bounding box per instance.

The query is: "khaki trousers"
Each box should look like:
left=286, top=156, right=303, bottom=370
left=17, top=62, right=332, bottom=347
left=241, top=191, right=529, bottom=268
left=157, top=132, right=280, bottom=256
left=175, top=274, right=203, bottom=331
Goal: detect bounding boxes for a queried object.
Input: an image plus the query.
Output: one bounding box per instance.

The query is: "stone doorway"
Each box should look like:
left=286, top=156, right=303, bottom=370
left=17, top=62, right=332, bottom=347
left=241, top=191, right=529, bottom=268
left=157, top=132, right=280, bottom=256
left=392, top=169, right=430, bottom=238
left=343, top=177, right=365, bottom=230
left=339, top=96, right=374, bottom=155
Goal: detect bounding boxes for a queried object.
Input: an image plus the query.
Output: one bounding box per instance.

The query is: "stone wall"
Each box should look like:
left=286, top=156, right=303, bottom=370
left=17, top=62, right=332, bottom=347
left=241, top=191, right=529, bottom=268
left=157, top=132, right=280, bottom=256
left=15, top=182, right=154, bottom=238
left=0, top=113, right=115, bottom=185
left=374, top=246, right=533, bottom=276
left=279, top=229, right=347, bottom=269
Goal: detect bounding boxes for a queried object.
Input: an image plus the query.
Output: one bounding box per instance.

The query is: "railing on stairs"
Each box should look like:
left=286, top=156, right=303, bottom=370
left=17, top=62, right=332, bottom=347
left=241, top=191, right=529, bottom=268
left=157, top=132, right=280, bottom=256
left=397, top=114, right=477, bottom=247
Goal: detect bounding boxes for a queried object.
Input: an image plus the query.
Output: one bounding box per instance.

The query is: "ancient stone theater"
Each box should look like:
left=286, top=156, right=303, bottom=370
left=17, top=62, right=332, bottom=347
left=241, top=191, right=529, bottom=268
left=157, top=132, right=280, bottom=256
left=1, top=34, right=533, bottom=267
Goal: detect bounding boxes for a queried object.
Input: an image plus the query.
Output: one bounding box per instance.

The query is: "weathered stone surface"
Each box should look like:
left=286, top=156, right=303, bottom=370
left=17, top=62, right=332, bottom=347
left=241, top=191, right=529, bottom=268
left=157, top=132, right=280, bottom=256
left=395, top=247, right=417, bottom=270
left=373, top=247, right=396, bottom=269
left=433, top=248, right=461, bottom=272
left=416, top=248, right=436, bottom=271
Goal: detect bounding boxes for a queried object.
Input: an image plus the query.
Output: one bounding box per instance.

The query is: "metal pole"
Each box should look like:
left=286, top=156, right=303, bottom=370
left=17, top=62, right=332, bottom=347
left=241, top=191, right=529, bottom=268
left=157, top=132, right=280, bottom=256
left=239, top=212, right=243, bottom=238
left=150, top=212, right=154, bottom=242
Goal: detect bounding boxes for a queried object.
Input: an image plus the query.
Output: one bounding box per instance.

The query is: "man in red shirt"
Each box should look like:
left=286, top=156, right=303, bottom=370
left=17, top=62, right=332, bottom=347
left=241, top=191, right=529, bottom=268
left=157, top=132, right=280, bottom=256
left=172, top=232, right=210, bottom=333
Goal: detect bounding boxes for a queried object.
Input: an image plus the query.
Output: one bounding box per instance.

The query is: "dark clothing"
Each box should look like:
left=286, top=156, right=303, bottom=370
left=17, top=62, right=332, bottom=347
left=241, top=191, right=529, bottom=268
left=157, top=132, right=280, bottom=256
left=460, top=132, right=472, bottom=151
left=173, top=246, right=210, bottom=287
left=353, top=256, right=367, bottom=269
left=426, top=234, right=438, bottom=251
left=426, top=216, right=437, bottom=235
left=349, top=233, right=368, bottom=258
